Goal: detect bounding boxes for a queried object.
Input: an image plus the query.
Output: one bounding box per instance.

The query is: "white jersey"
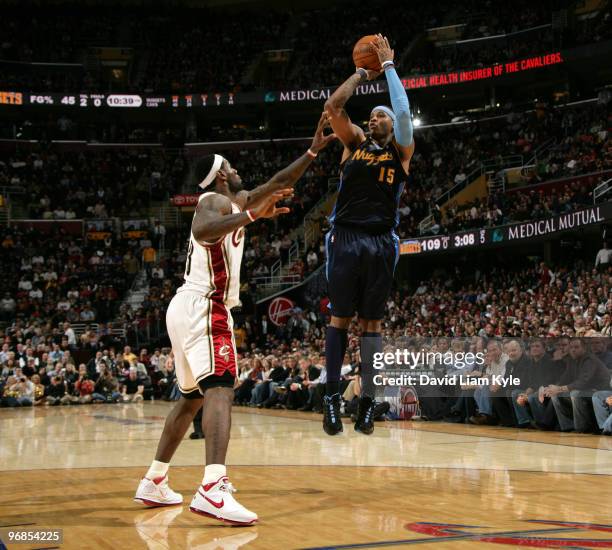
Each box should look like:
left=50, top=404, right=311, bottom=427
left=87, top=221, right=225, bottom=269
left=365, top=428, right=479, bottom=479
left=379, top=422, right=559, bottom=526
left=177, top=192, right=245, bottom=308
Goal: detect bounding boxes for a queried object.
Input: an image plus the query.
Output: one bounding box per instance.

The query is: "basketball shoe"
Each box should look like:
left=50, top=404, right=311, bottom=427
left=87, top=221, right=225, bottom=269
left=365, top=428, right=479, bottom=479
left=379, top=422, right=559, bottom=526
left=354, top=395, right=376, bottom=435
left=323, top=394, right=343, bottom=435
left=190, top=476, right=258, bottom=526
left=134, top=475, right=183, bottom=507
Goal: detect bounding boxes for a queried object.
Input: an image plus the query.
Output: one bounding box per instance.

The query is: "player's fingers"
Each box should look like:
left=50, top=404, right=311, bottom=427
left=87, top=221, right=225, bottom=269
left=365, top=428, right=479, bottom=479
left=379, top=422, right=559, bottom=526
left=316, top=111, right=326, bottom=129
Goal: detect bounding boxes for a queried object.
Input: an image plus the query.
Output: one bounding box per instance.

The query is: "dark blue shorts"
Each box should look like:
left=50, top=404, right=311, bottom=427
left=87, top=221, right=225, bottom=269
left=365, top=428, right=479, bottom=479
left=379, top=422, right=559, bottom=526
left=325, top=224, right=399, bottom=320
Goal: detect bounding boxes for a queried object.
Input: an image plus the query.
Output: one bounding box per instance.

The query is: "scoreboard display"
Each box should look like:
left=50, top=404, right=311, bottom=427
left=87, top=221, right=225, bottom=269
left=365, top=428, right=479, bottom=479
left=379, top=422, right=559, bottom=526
left=400, top=203, right=611, bottom=256
left=400, top=229, right=492, bottom=255
left=0, top=92, right=237, bottom=108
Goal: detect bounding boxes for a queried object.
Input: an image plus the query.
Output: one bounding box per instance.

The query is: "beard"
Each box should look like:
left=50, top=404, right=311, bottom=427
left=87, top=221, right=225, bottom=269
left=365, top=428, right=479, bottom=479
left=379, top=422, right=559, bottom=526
left=228, top=176, right=243, bottom=193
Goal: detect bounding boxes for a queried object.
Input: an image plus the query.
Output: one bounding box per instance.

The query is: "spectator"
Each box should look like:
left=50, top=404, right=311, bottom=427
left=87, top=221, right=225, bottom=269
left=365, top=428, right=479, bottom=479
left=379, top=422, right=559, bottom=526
left=121, top=367, right=145, bottom=402
left=547, top=339, right=610, bottom=432
left=469, top=340, right=508, bottom=425
left=91, top=365, right=121, bottom=403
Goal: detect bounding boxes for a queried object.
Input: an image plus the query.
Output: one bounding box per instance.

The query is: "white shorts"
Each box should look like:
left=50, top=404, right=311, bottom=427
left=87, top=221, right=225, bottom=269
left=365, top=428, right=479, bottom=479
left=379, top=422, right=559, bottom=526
left=166, top=291, right=238, bottom=395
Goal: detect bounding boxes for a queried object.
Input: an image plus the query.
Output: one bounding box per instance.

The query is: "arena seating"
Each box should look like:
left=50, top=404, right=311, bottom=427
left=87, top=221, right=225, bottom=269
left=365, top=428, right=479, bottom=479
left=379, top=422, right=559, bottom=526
left=1, top=1, right=608, bottom=92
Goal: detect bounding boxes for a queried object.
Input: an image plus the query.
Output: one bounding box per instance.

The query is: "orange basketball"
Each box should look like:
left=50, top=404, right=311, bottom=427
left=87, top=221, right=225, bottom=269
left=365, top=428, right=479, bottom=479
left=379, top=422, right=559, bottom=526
left=352, top=35, right=381, bottom=71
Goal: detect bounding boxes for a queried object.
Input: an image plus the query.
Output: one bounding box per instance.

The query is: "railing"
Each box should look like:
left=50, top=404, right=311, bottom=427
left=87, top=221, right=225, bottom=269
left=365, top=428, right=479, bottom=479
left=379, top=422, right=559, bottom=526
left=418, top=214, right=435, bottom=235
left=251, top=242, right=302, bottom=294
left=594, top=178, right=612, bottom=204
left=433, top=163, right=484, bottom=207
left=251, top=274, right=302, bottom=290
left=69, top=322, right=126, bottom=339
left=123, top=317, right=164, bottom=349
left=303, top=176, right=339, bottom=251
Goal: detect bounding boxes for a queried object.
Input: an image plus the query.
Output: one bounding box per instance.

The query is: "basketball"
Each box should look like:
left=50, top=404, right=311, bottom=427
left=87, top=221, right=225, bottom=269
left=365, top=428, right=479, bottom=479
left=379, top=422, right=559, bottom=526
left=352, top=35, right=381, bottom=71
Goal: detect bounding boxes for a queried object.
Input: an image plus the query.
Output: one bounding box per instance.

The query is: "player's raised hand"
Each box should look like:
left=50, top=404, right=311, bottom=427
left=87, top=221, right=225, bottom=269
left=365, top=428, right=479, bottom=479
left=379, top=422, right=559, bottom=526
left=310, top=111, right=337, bottom=153
left=252, top=189, right=293, bottom=219
left=371, top=33, right=394, bottom=66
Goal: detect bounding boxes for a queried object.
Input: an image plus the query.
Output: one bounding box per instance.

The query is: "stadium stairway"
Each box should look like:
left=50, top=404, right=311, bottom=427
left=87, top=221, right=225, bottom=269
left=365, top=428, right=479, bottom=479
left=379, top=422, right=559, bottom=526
left=253, top=177, right=339, bottom=301
left=418, top=138, right=558, bottom=234
left=122, top=269, right=149, bottom=315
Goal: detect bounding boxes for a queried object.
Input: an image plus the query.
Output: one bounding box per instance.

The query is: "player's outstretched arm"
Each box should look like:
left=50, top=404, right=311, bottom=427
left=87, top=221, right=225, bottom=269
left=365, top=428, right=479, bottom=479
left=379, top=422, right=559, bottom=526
left=192, top=190, right=292, bottom=244
left=372, top=34, right=414, bottom=168
left=237, top=112, right=336, bottom=210
left=324, top=68, right=377, bottom=150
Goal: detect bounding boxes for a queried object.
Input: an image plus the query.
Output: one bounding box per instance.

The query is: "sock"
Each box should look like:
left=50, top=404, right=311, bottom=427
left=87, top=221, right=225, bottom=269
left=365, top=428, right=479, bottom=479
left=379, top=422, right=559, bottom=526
left=203, top=464, right=227, bottom=486
left=325, top=326, right=348, bottom=396
left=360, top=331, right=382, bottom=399
left=146, top=460, right=169, bottom=480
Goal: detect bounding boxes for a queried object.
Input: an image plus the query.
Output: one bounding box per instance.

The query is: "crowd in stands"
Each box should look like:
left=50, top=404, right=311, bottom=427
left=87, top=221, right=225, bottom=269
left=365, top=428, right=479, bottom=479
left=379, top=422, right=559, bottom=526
left=132, top=12, right=289, bottom=93
left=408, top=29, right=555, bottom=77
left=4, top=98, right=608, bottom=244
left=2, top=98, right=608, bottom=347
left=5, top=249, right=611, bottom=436
left=401, top=99, right=611, bottom=236
left=431, top=181, right=596, bottom=235
left=0, top=216, right=169, bottom=335
left=2, top=0, right=609, bottom=93
left=0, top=342, right=178, bottom=407
left=0, top=146, right=187, bottom=218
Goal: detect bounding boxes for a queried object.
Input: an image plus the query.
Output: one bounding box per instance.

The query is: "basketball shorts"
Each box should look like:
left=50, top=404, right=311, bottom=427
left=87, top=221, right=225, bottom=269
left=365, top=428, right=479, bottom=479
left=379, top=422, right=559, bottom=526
left=325, top=224, right=399, bottom=320
left=166, top=291, right=237, bottom=398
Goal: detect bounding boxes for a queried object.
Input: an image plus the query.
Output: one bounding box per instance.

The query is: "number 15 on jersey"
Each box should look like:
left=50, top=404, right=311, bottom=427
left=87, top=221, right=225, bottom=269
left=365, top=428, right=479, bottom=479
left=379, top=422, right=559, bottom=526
left=378, top=167, right=395, bottom=184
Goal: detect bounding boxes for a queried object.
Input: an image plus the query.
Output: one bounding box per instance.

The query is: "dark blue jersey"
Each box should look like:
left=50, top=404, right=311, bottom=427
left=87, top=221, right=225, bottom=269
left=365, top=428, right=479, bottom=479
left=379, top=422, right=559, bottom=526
left=329, top=137, right=407, bottom=232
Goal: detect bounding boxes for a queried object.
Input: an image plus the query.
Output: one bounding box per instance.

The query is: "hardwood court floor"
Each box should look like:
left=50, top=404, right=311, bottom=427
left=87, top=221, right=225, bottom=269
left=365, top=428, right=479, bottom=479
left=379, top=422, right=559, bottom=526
left=1, top=403, right=611, bottom=550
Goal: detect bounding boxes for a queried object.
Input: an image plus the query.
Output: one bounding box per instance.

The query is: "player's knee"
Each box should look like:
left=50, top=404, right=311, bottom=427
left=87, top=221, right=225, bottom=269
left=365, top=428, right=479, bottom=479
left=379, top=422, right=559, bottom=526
left=203, top=385, right=234, bottom=404
left=358, top=318, right=381, bottom=333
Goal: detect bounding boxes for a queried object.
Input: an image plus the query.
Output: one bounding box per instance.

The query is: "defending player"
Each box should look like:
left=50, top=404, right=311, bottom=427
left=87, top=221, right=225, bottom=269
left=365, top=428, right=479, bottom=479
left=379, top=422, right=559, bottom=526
left=322, top=34, right=415, bottom=436
left=134, top=114, right=335, bottom=525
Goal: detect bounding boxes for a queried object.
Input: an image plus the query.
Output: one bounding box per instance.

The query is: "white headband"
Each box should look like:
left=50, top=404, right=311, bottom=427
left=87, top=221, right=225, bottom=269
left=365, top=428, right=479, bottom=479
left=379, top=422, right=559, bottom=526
left=199, top=154, right=224, bottom=189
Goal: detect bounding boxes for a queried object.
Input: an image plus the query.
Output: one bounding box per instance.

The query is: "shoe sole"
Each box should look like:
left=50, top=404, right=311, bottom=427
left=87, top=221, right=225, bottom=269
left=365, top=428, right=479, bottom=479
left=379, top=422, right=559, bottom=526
left=354, top=427, right=374, bottom=435
left=323, top=423, right=343, bottom=436
left=189, top=506, right=258, bottom=526
left=134, top=497, right=182, bottom=507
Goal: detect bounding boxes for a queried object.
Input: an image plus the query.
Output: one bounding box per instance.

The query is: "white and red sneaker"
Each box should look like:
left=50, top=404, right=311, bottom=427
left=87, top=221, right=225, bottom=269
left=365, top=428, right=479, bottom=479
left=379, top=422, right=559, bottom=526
left=134, top=475, right=183, bottom=507
left=190, top=476, right=258, bottom=526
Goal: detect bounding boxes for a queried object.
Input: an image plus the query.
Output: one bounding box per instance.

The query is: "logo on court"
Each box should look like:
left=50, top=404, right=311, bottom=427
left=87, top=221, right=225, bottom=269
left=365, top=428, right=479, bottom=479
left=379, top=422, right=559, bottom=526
left=404, top=520, right=612, bottom=546
left=268, top=297, right=294, bottom=326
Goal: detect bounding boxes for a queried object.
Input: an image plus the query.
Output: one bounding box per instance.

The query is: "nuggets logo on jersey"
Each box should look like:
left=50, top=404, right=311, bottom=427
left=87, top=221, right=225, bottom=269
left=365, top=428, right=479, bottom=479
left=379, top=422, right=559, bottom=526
left=350, top=148, right=393, bottom=166
left=330, top=137, right=407, bottom=232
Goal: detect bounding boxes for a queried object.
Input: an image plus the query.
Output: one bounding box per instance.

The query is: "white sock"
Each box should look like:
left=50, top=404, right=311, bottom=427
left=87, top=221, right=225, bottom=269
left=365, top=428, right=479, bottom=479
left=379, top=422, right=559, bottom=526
left=202, top=464, right=227, bottom=485
left=146, top=460, right=169, bottom=480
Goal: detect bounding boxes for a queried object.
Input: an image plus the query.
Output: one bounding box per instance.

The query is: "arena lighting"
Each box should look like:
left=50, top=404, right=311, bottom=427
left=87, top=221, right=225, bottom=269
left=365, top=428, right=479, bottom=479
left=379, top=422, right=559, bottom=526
left=413, top=117, right=422, bottom=127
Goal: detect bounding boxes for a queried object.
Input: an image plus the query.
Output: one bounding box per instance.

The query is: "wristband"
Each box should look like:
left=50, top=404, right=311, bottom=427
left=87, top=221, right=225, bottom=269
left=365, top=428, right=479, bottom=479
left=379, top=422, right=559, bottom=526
left=382, top=60, right=395, bottom=70
left=356, top=68, right=367, bottom=81
left=246, top=209, right=257, bottom=222
left=307, top=149, right=317, bottom=158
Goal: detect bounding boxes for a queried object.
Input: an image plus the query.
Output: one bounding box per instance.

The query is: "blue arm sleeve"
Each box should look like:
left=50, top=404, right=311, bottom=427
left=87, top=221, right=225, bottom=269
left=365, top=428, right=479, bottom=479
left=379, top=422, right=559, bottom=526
left=385, top=66, right=413, bottom=146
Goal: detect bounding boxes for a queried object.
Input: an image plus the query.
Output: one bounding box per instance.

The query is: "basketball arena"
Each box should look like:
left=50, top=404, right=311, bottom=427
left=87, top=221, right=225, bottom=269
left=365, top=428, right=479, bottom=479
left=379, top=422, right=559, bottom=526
left=1, top=1, right=611, bottom=549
